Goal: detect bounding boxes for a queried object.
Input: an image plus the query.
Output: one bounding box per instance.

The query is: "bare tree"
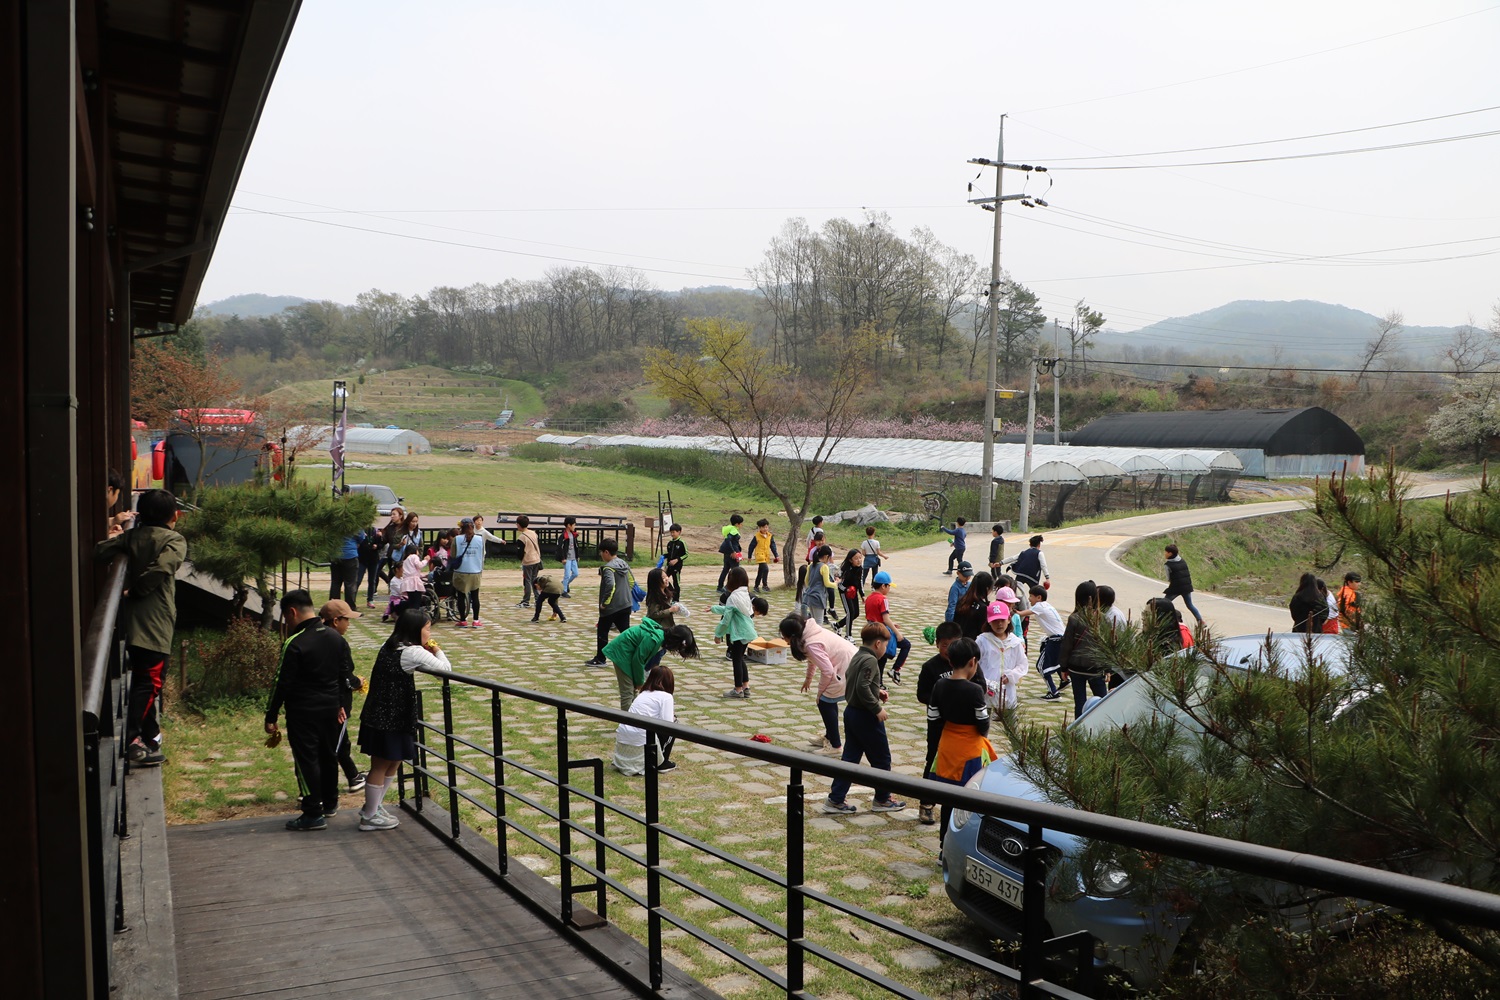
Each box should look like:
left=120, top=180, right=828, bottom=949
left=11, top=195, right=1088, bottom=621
left=1444, top=319, right=1500, bottom=378
left=1354, top=310, right=1403, bottom=389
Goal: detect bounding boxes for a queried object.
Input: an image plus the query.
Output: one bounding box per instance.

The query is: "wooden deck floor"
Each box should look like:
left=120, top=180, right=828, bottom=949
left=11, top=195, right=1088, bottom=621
left=169, top=810, right=646, bottom=999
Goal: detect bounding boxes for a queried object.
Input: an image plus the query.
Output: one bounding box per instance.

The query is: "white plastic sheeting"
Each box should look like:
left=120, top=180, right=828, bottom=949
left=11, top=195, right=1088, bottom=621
left=290, top=424, right=433, bottom=455
left=535, top=433, right=1241, bottom=484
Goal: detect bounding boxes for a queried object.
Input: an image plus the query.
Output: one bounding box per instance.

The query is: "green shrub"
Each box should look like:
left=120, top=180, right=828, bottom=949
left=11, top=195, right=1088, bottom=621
left=511, top=442, right=565, bottom=462
left=190, top=618, right=283, bottom=704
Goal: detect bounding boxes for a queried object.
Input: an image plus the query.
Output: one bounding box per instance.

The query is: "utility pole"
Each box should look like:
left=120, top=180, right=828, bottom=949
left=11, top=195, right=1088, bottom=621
left=1019, top=354, right=1040, bottom=532
left=969, top=119, right=1048, bottom=522
left=1051, top=319, right=1061, bottom=445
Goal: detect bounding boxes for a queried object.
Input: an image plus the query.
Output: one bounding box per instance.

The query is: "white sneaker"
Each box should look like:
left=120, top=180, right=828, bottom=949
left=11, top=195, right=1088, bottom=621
left=358, top=809, right=399, bottom=831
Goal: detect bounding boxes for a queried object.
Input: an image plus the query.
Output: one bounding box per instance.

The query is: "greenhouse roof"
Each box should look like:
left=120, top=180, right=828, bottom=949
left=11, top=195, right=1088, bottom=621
left=534, top=434, right=1241, bottom=484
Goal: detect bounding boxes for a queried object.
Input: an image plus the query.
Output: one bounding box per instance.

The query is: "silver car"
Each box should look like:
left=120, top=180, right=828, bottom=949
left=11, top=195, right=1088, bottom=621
left=347, top=483, right=403, bottom=517
left=940, top=633, right=1353, bottom=986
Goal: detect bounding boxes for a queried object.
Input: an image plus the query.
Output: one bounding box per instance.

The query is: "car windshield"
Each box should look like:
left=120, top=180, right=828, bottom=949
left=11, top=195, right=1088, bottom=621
left=354, top=485, right=397, bottom=505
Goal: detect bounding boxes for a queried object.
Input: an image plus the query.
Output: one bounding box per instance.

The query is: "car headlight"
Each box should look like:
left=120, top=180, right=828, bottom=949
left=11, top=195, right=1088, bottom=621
left=1083, top=862, right=1133, bottom=898
left=949, top=768, right=989, bottom=832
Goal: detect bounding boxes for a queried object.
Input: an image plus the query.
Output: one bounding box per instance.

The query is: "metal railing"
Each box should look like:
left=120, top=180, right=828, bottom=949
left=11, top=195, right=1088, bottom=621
left=403, top=665, right=1500, bottom=999
left=81, top=554, right=130, bottom=998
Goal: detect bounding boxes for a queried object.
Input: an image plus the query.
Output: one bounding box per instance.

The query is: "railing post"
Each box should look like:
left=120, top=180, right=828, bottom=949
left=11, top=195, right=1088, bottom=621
left=556, top=705, right=573, bottom=926
left=442, top=677, right=460, bottom=841
left=491, top=690, right=507, bottom=876
left=646, top=729, right=663, bottom=991
left=1019, top=822, right=1048, bottom=998
left=592, top=758, right=607, bottom=920
left=786, top=765, right=805, bottom=995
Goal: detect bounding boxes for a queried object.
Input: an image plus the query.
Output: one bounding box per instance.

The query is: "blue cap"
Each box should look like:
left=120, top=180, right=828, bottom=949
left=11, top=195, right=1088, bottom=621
left=873, top=571, right=892, bottom=586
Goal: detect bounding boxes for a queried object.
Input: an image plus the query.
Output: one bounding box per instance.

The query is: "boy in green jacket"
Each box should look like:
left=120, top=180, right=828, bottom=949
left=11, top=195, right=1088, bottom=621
left=822, top=622, right=906, bottom=815
left=95, top=488, right=187, bottom=767
left=602, top=619, right=699, bottom=711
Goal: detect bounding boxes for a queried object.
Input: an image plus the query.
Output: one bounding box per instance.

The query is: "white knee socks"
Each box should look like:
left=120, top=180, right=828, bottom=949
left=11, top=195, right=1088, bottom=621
left=362, top=781, right=386, bottom=818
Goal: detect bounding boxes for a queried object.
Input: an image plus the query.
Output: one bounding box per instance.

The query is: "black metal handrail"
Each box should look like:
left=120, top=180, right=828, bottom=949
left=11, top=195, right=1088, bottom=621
left=81, top=553, right=131, bottom=999
left=406, top=664, right=1500, bottom=999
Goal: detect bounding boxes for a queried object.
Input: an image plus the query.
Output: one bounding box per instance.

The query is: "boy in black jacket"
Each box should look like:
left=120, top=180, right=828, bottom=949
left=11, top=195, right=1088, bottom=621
left=265, top=590, right=353, bottom=831
left=663, top=523, right=687, bottom=600
left=915, top=621, right=963, bottom=825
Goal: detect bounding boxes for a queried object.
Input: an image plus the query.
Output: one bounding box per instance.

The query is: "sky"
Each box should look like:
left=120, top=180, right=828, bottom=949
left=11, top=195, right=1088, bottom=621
left=199, top=0, right=1500, bottom=333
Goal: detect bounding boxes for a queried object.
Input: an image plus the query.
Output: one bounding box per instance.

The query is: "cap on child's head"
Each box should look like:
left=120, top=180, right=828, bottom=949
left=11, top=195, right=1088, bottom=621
left=995, top=586, right=1017, bottom=603
left=873, top=571, right=892, bottom=586
left=956, top=561, right=973, bottom=576
left=986, top=600, right=1011, bottom=622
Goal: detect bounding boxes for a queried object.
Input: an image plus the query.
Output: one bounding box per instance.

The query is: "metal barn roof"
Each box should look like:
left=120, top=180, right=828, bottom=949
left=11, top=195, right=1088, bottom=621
left=1069, top=407, right=1363, bottom=457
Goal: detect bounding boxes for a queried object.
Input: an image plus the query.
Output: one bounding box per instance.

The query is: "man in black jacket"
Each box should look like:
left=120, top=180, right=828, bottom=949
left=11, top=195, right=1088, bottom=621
left=1162, top=543, right=1204, bottom=626
left=265, top=590, right=352, bottom=831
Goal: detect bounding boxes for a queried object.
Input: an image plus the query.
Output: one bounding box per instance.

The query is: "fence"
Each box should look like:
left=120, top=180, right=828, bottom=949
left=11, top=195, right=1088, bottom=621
left=400, top=664, right=1500, bottom=999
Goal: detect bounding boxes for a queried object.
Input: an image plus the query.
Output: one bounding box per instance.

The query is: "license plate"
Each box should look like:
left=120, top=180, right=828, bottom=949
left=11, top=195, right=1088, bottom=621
left=966, top=858, right=1023, bottom=909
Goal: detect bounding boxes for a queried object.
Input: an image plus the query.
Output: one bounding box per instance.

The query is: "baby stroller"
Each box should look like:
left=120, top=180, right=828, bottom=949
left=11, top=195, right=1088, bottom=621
left=427, top=562, right=463, bottom=622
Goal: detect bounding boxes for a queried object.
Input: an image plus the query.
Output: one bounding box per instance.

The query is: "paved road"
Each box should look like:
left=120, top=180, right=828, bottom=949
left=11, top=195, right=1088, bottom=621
left=886, top=476, right=1480, bottom=639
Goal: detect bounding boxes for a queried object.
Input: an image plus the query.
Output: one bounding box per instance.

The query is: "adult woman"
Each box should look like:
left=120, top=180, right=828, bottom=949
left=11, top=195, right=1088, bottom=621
left=612, top=665, right=679, bottom=776
left=953, top=571, right=994, bottom=640
left=781, top=612, right=853, bottom=753
left=1058, top=580, right=1108, bottom=717
left=356, top=608, right=451, bottom=831
left=925, top=636, right=992, bottom=845
left=1289, top=572, right=1328, bottom=633
left=400, top=512, right=421, bottom=554
left=377, top=507, right=406, bottom=587
left=602, top=619, right=699, bottom=711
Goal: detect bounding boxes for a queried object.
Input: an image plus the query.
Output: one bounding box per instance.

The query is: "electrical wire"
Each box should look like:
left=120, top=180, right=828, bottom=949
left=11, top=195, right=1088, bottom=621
left=1013, top=4, right=1500, bottom=116
left=1035, top=104, right=1500, bottom=162
left=1086, top=358, right=1464, bottom=376
left=1048, top=129, right=1500, bottom=171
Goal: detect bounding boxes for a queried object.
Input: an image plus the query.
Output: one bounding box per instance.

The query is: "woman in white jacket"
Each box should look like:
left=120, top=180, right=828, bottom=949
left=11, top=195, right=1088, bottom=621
left=975, top=600, right=1027, bottom=711
left=780, top=613, right=855, bottom=753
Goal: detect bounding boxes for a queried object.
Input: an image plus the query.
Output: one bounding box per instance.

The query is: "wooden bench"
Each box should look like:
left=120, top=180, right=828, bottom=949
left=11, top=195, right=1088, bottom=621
left=489, top=512, right=636, bottom=562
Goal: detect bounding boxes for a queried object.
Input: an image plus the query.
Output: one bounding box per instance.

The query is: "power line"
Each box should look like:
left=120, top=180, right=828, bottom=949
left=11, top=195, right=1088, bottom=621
left=1086, top=358, right=1462, bottom=377
left=1013, top=4, right=1500, bottom=115
left=1049, top=128, right=1500, bottom=171
left=1037, top=104, right=1500, bottom=163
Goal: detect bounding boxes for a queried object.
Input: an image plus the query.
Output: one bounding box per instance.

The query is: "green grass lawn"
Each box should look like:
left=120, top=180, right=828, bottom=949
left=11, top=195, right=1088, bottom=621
left=267, top=365, right=546, bottom=423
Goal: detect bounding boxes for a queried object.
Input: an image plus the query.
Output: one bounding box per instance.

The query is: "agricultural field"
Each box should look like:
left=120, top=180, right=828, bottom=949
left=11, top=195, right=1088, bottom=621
left=264, top=365, right=545, bottom=431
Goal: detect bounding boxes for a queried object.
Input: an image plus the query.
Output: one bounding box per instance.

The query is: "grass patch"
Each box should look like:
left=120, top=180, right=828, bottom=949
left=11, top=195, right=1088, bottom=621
left=1118, top=509, right=1361, bottom=605
left=265, top=365, right=545, bottom=424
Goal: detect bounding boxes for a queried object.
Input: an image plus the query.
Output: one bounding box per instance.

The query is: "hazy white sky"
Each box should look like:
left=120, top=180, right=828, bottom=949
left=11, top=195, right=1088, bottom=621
left=200, top=0, right=1500, bottom=332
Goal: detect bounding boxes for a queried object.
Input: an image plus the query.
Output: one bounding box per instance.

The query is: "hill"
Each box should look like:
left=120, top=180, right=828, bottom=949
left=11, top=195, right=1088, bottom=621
left=263, top=366, right=545, bottom=439
left=1110, top=299, right=1461, bottom=362
left=197, top=293, right=311, bottom=317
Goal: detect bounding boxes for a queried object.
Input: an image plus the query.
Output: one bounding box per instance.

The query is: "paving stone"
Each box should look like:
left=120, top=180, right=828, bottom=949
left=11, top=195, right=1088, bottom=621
left=219, top=761, right=251, bottom=769
left=889, top=860, right=937, bottom=879
left=846, top=813, right=888, bottom=827
left=708, top=975, right=756, bottom=994
left=892, top=947, right=944, bottom=970
left=841, top=875, right=874, bottom=891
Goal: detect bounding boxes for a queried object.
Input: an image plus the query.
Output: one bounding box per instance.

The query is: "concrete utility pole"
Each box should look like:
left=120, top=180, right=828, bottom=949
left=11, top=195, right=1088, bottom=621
left=969, top=119, right=1048, bottom=521
left=1051, top=319, right=1061, bottom=445
left=1019, top=355, right=1040, bottom=532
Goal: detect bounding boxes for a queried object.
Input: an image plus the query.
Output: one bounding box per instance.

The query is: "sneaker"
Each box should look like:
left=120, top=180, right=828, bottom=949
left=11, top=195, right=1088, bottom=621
left=1041, top=692, right=1061, bottom=701
left=820, top=799, right=857, bottom=814
left=585, top=657, right=607, bottom=667
left=821, top=744, right=844, bottom=756
left=722, top=688, right=746, bottom=699
left=807, top=735, right=831, bottom=749
left=871, top=798, right=908, bottom=812
left=348, top=772, right=367, bottom=793
left=890, top=671, right=902, bottom=685
left=742, top=687, right=752, bottom=699
left=530, top=617, right=541, bottom=623
left=516, top=602, right=530, bottom=608
left=560, top=592, right=571, bottom=599
left=470, top=619, right=484, bottom=627
left=323, top=805, right=339, bottom=818
left=918, top=804, right=936, bottom=825
left=286, top=814, right=327, bottom=832
left=357, top=810, right=399, bottom=832
left=126, top=739, right=147, bottom=763
left=455, top=620, right=470, bottom=628
left=653, top=760, right=678, bottom=772
left=557, top=616, right=568, bottom=623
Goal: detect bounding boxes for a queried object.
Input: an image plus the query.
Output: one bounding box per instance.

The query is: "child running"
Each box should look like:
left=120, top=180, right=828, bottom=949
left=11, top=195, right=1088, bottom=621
left=821, top=623, right=906, bottom=816
left=864, top=571, right=911, bottom=684
left=836, top=548, right=864, bottom=638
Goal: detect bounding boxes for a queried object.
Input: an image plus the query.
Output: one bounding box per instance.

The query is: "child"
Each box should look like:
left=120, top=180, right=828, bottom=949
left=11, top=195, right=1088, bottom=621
left=356, top=609, right=452, bottom=830
left=799, top=545, right=834, bottom=623
left=945, top=561, right=974, bottom=622
left=717, top=514, right=745, bottom=594
left=318, top=599, right=368, bottom=794
left=864, top=571, right=911, bottom=685
left=602, top=620, right=699, bottom=711
left=977, top=600, right=1027, bottom=712
left=987, top=523, right=1005, bottom=579
left=821, top=623, right=906, bottom=815
left=644, top=566, right=685, bottom=629
left=1020, top=584, right=1065, bottom=700
left=612, top=664, right=679, bottom=776
left=663, top=522, right=687, bottom=599
left=915, top=621, right=964, bottom=825
left=708, top=566, right=762, bottom=699
left=515, top=514, right=542, bottom=609
left=94, top=488, right=187, bottom=766
left=748, top=518, right=779, bottom=593
left=836, top=548, right=864, bottom=638
left=927, top=637, right=993, bottom=845
left=385, top=543, right=429, bottom=622
left=781, top=613, right=852, bottom=754
left=530, top=571, right=566, bottom=623
left=941, top=517, right=968, bottom=575
left=859, top=525, right=884, bottom=588
left=557, top=514, right=580, bottom=598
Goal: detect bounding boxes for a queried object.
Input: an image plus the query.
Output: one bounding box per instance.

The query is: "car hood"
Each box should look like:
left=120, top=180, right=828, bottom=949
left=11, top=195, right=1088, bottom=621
left=973, top=758, right=1086, bottom=855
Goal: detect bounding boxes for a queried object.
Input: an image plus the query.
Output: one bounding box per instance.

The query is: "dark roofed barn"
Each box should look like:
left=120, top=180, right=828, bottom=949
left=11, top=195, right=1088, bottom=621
left=1070, top=407, right=1364, bottom=479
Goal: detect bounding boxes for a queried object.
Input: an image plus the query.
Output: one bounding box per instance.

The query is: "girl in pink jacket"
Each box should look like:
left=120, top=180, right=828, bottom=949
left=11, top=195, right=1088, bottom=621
left=780, top=614, right=855, bottom=754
